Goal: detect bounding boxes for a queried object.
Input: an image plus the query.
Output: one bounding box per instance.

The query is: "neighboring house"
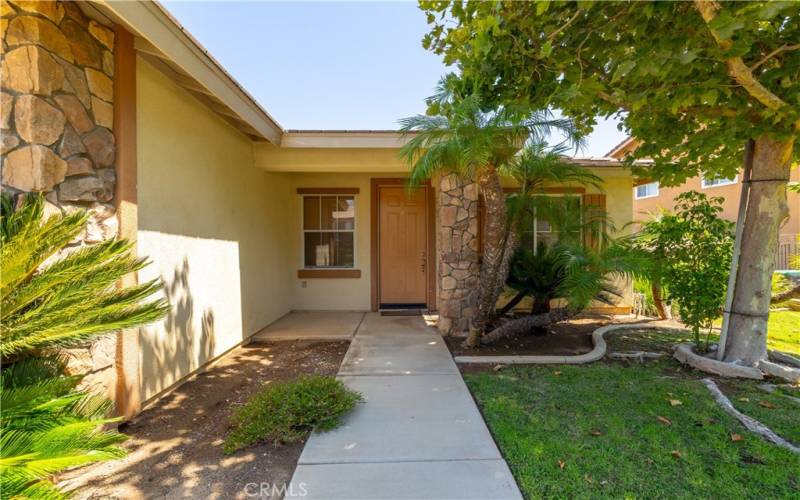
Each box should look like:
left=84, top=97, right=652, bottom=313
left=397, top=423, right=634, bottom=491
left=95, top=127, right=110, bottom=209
left=613, top=138, right=800, bottom=269
left=1, top=1, right=637, bottom=417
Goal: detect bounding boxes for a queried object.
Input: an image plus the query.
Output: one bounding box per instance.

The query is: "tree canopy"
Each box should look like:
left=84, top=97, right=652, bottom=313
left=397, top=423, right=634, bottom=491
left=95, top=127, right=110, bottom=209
left=420, top=0, right=799, bottom=184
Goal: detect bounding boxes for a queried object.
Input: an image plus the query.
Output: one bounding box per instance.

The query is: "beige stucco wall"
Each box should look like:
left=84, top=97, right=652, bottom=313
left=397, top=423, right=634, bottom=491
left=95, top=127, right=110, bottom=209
left=596, top=174, right=635, bottom=309
left=135, top=57, right=292, bottom=403
left=254, top=143, right=409, bottom=172
left=273, top=167, right=636, bottom=312
left=283, top=172, right=393, bottom=311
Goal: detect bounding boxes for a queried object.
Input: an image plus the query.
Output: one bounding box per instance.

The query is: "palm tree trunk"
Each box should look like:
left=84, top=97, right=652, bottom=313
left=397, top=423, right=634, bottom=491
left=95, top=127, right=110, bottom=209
left=499, top=290, right=526, bottom=315
left=473, top=166, right=508, bottom=333
left=495, top=220, right=519, bottom=305
left=651, top=281, right=671, bottom=320
left=481, top=308, right=573, bottom=345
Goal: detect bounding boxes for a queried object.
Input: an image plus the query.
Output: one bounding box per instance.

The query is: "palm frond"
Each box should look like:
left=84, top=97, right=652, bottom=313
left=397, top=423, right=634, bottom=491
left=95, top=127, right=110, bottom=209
left=0, top=194, right=167, bottom=498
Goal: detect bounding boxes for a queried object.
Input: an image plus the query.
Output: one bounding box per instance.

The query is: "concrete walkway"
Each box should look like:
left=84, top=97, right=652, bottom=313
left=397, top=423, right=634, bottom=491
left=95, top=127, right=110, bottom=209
left=288, top=313, right=522, bottom=500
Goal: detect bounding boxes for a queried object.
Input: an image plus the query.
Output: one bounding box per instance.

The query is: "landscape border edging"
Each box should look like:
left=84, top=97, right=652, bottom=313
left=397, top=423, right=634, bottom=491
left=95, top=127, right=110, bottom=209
left=454, top=322, right=685, bottom=365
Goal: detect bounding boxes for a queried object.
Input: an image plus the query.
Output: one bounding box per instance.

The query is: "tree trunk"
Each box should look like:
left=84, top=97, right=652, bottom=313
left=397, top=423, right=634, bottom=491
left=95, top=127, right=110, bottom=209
left=481, top=308, right=573, bottom=345
left=531, top=295, right=551, bottom=315
left=499, top=290, right=526, bottom=315
left=771, top=284, right=800, bottom=304
left=473, top=166, right=508, bottom=332
left=651, top=281, right=671, bottom=320
left=723, top=134, right=794, bottom=366
left=495, top=220, right=519, bottom=302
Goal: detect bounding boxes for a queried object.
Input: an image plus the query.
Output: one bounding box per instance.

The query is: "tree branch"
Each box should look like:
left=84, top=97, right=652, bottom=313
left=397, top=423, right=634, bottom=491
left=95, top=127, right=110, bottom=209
left=597, top=91, right=630, bottom=111
left=750, top=43, right=800, bottom=72
left=693, top=0, right=790, bottom=112
left=547, top=9, right=582, bottom=41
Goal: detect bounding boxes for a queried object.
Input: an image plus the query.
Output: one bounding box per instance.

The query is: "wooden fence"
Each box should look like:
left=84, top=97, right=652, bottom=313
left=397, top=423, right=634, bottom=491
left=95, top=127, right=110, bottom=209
left=775, top=234, right=799, bottom=270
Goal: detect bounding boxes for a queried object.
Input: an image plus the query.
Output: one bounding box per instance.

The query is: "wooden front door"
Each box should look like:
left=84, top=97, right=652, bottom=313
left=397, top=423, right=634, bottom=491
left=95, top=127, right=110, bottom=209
left=379, top=186, right=428, bottom=305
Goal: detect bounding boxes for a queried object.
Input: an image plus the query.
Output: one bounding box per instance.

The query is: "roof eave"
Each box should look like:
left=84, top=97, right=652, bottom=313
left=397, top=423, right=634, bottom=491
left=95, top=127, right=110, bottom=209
left=93, top=0, right=283, bottom=145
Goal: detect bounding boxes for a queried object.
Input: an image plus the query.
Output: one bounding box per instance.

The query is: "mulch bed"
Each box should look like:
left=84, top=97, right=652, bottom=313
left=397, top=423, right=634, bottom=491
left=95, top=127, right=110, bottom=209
left=61, top=340, right=349, bottom=500
left=445, top=316, right=616, bottom=358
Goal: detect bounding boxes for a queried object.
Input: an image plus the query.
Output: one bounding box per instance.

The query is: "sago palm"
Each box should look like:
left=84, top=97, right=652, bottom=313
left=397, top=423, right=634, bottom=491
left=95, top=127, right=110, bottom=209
left=399, top=75, right=582, bottom=341
left=482, top=240, right=649, bottom=345
left=0, top=193, right=169, bottom=498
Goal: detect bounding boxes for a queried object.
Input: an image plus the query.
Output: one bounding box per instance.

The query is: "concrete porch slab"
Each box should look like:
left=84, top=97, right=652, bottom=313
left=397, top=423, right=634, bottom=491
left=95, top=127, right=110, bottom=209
left=298, top=374, right=501, bottom=464
left=357, top=312, right=438, bottom=337
left=252, top=311, right=364, bottom=341
left=339, top=334, right=458, bottom=376
left=291, top=460, right=523, bottom=500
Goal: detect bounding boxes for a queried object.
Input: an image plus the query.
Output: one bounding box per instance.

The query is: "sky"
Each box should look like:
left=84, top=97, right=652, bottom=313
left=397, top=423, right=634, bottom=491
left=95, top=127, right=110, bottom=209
left=162, top=1, right=627, bottom=157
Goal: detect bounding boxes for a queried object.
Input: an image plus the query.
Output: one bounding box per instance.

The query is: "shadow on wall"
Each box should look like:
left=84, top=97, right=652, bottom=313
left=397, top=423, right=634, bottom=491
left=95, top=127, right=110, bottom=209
left=140, top=257, right=216, bottom=402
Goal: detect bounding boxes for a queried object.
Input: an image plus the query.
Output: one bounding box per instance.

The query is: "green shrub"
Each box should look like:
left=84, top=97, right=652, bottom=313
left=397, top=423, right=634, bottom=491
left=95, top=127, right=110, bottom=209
left=224, top=375, right=362, bottom=454
left=1, top=193, right=168, bottom=498
left=771, top=273, right=792, bottom=297
left=639, top=192, right=734, bottom=346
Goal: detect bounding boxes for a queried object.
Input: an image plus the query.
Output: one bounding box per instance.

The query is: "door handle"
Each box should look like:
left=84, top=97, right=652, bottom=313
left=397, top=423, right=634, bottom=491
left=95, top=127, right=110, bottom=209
left=421, top=252, right=426, bottom=273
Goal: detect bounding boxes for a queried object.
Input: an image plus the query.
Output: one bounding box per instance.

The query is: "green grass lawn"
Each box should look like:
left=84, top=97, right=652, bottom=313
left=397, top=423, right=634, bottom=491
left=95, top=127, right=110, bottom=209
left=721, top=381, right=800, bottom=446
left=766, top=310, right=800, bottom=355
left=466, top=361, right=800, bottom=498
left=608, top=310, right=798, bottom=355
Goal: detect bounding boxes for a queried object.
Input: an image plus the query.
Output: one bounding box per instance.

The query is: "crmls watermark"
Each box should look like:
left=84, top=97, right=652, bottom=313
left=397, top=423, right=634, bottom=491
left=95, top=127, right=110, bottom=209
left=243, top=482, right=308, bottom=498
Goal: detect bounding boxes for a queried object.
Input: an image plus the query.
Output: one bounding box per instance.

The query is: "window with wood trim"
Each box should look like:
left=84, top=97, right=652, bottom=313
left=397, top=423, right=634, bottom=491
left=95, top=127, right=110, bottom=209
left=519, top=195, right=584, bottom=253
left=478, top=191, right=603, bottom=255
left=302, top=195, right=355, bottom=268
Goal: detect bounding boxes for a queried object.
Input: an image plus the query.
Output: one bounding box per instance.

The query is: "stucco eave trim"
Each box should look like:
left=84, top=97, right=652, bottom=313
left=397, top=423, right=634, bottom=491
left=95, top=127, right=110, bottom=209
left=95, top=0, right=283, bottom=145
left=280, top=131, right=417, bottom=149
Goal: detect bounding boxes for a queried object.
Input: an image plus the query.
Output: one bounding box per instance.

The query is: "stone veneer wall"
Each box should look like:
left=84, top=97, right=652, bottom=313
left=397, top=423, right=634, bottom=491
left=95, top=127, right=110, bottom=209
left=437, top=173, right=480, bottom=335
left=1, top=1, right=118, bottom=395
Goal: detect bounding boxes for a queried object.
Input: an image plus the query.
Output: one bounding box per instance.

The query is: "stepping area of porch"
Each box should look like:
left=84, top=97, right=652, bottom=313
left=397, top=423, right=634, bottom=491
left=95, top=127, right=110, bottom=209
left=253, top=311, right=366, bottom=341
left=288, top=312, right=522, bottom=499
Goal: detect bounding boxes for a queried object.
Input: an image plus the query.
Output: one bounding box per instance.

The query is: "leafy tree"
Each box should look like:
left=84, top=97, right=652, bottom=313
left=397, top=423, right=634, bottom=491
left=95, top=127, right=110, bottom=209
left=399, top=76, right=581, bottom=343
left=641, top=192, right=735, bottom=346
left=420, top=0, right=799, bottom=366
left=0, top=194, right=169, bottom=498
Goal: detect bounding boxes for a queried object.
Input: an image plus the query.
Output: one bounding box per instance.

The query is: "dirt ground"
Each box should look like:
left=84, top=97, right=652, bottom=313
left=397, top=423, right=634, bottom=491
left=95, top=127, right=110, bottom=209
left=59, top=340, right=349, bottom=500
left=445, top=315, right=625, bottom=357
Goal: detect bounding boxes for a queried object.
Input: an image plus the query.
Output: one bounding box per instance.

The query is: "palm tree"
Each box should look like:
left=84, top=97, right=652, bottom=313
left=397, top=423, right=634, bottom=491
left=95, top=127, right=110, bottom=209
left=502, top=141, right=606, bottom=291
left=481, top=240, right=649, bottom=345
left=399, top=75, right=581, bottom=344
left=0, top=193, right=169, bottom=498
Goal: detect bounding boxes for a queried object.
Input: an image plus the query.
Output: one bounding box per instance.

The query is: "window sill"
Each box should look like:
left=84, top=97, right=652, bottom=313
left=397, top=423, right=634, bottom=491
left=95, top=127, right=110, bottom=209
left=297, top=269, right=361, bottom=279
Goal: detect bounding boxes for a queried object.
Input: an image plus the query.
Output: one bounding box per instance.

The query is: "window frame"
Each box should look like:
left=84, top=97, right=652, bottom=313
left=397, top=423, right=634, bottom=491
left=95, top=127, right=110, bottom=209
left=519, top=193, right=584, bottom=254
left=300, top=194, right=357, bottom=269
left=701, top=175, right=738, bottom=189
left=634, top=181, right=660, bottom=200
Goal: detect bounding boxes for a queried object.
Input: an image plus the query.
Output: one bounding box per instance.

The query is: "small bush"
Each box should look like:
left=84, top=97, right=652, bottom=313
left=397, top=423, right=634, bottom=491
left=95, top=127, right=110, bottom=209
left=223, top=375, right=362, bottom=454
left=639, top=192, right=734, bottom=346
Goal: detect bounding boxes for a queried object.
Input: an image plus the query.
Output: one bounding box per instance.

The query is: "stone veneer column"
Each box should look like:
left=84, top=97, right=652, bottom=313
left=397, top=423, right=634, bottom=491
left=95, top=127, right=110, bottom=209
left=437, top=173, right=480, bottom=335
left=1, top=1, right=119, bottom=399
